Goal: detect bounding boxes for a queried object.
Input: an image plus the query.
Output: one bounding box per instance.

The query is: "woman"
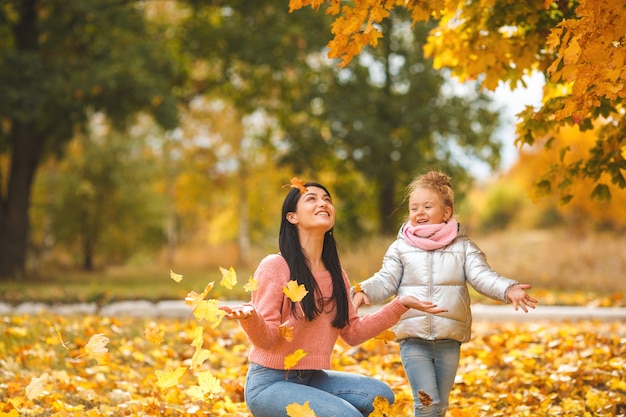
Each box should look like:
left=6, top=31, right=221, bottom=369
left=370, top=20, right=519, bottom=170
left=220, top=180, right=444, bottom=417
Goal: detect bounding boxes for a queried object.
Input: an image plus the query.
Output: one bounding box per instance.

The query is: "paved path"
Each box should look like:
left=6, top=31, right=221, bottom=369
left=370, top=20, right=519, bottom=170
left=2, top=300, right=625, bottom=322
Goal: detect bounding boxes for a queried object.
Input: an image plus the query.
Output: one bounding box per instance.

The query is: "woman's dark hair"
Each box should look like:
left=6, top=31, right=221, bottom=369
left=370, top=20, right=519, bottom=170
left=279, top=182, right=349, bottom=328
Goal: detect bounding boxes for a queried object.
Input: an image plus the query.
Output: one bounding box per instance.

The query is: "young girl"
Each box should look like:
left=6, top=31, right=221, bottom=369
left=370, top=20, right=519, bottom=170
left=220, top=180, right=443, bottom=417
left=352, top=171, right=537, bottom=417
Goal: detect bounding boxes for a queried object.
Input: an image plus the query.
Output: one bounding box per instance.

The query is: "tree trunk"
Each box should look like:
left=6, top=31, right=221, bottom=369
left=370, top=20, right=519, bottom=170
left=0, top=121, right=44, bottom=278
left=378, top=176, right=397, bottom=235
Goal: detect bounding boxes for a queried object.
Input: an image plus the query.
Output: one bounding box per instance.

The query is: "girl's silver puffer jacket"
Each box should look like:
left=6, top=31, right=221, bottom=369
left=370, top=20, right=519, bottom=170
left=359, top=223, right=518, bottom=343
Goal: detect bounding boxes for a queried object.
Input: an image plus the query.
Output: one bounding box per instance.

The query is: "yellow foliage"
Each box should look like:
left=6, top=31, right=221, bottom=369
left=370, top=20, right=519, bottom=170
left=289, top=0, right=626, bottom=198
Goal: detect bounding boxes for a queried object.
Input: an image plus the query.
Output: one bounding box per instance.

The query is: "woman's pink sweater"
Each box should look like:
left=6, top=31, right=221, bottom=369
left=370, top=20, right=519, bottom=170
left=238, top=254, right=408, bottom=370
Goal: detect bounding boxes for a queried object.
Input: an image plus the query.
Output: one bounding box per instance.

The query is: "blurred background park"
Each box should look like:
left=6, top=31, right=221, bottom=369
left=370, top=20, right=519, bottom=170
left=1, top=1, right=625, bottom=307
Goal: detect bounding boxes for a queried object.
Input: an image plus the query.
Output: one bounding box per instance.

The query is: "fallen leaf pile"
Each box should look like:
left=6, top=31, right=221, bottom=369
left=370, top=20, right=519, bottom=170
left=1, top=269, right=624, bottom=416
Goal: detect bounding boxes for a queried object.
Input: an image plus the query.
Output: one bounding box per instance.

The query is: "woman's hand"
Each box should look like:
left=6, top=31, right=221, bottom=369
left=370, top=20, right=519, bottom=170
left=399, top=295, right=448, bottom=314
left=219, top=303, right=256, bottom=320
left=505, top=284, right=538, bottom=313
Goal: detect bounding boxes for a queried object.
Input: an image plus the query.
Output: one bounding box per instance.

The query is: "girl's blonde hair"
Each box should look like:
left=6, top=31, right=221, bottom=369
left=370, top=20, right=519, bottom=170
left=407, top=170, right=455, bottom=216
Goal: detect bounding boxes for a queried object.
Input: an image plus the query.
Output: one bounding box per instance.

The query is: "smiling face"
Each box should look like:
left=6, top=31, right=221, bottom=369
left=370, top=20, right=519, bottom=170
left=408, top=187, right=452, bottom=226
left=286, top=186, right=335, bottom=232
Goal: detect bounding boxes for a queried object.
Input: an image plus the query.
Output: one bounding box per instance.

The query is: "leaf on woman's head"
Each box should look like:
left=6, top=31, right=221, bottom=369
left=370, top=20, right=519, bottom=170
left=82, top=333, right=110, bottom=365
left=283, top=280, right=308, bottom=303
left=286, top=400, right=318, bottom=417
left=185, top=282, right=214, bottom=309
left=282, top=177, right=307, bottom=194
left=279, top=321, right=294, bottom=342
left=244, top=275, right=258, bottom=292
left=284, top=348, right=308, bottom=370
left=219, top=266, right=237, bottom=290
left=169, top=269, right=183, bottom=283
left=25, top=373, right=49, bottom=400
left=155, top=366, right=187, bottom=390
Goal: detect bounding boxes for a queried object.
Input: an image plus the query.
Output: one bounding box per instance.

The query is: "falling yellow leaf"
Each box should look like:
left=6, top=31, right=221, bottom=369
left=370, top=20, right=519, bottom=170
left=144, top=323, right=164, bottom=345
left=219, top=266, right=237, bottom=290
left=185, top=282, right=214, bottom=309
left=155, top=366, right=187, bottom=391
left=373, top=329, right=396, bottom=344
left=54, top=326, right=70, bottom=350
left=283, top=280, right=308, bottom=303
left=244, top=275, right=258, bottom=292
left=169, top=269, right=183, bottom=283
left=193, top=299, right=225, bottom=328
left=186, top=371, right=222, bottom=401
left=286, top=400, right=317, bottom=417
left=282, top=177, right=307, bottom=194
left=284, top=349, right=308, bottom=370
left=80, top=333, right=110, bottom=365
left=191, top=326, right=211, bottom=368
left=25, top=373, right=49, bottom=400
left=279, top=321, right=294, bottom=342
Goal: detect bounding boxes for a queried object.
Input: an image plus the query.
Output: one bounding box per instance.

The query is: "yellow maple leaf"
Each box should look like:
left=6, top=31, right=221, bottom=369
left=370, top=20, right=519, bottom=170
left=186, top=371, right=223, bottom=401
left=284, top=348, right=308, bottom=370
left=169, top=269, right=183, bottom=283
left=279, top=321, right=294, bottom=342
left=353, top=281, right=363, bottom=293
left=219, top=266, right=237, bottom=290
left=81, top=333, right=110, bottom=365
left=193, top=299, right=225, bottom=328
left=25, top=372, right=48, bottom=400
left=155, top=366, right=187, bottom=390
left=144, top=323, right=164, bottom=345
left=244, top=275, right=258, bottom=292
left=286, top=400, right=317, bottom=417
left=283, top=280, right=308, bottom=303
left=185, top=282, right=214, bottom=309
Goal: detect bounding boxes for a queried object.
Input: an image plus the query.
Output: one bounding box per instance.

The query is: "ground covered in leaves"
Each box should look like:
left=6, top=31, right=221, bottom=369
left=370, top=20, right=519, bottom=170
left=1, top=313, right=624, bottom=417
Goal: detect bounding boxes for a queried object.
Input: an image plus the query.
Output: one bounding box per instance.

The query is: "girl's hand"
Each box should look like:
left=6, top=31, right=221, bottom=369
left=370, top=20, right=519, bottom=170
left=219, top=304, right=256, bottom=320
left=352, top=291, right=370, bottom=310
left=505, top=284, right=538, bottom=313
left=399, top=295, right=448, bottom=314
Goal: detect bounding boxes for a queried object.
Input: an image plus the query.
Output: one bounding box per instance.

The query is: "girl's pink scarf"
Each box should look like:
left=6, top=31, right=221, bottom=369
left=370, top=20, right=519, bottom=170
left=402, top=218, right=459, bottom=250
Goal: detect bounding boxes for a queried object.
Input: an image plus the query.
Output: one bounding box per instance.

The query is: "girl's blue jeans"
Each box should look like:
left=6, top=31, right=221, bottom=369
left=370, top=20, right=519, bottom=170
left=244, top=362, right=395, bottom=417
left=399, top=338, right=461, bottom=417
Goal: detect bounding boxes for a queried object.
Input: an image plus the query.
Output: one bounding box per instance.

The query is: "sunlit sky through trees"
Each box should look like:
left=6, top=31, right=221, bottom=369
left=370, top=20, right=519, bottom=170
left=479, top=71, right=545, bottom=181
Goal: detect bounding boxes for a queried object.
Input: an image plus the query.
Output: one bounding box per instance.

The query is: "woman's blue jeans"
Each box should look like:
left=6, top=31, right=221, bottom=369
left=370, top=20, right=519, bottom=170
left=399, top=338, right=461, bottom=417
left=244, top=362, right=395, bottom=417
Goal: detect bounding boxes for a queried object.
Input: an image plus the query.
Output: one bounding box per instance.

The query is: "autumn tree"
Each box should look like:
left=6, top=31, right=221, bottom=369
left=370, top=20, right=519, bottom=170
left=31, top=118, right=167, bottom=270
left=0, top=0, right=183, bottom=278
left=169, top=0, right=335, bottom=262
left=288, top=0, right=626, bottom=202
left=508, top=123, right=626, bottom=232
left=275, top=12, right=501, bottom=234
